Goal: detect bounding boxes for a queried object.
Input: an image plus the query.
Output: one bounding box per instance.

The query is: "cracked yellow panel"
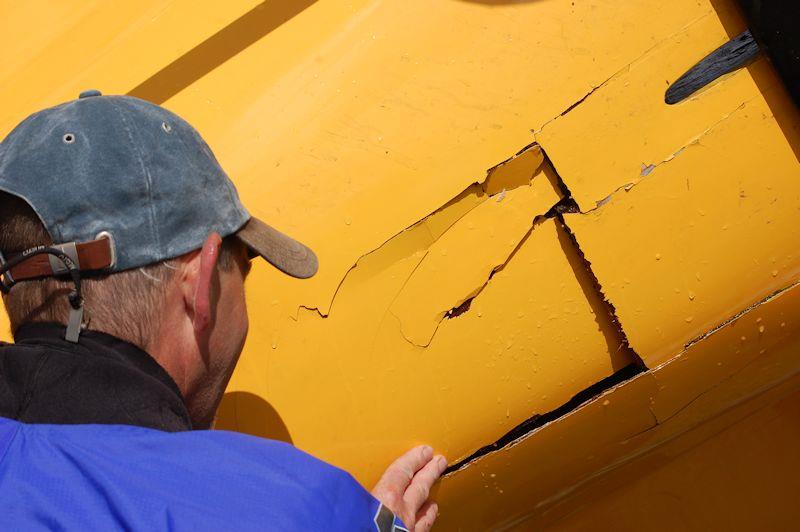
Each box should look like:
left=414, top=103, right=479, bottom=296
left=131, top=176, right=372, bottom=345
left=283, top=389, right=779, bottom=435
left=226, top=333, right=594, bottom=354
left=536, top=1, right=763, bottom=211
left=153, top=0, right=715, bottom=318
left=239, top=219, right=634, bottom=487
left=391, top=156, right=561, bottom=347
left=649, top=281, right=800, bottom=426
left=437, top=280, right=800, bottom=531
left=564, top=85, right=800, bottom=366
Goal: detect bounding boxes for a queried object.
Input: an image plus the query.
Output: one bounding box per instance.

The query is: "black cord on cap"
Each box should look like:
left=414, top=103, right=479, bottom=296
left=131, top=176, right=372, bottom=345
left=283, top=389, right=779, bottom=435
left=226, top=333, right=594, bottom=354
left=0, top=246, right=84, bottom=342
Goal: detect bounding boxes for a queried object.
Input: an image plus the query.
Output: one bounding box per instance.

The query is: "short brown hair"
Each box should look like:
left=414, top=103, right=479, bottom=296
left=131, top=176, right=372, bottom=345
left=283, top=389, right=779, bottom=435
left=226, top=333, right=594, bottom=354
left=0, top=193, right=238, bottom=349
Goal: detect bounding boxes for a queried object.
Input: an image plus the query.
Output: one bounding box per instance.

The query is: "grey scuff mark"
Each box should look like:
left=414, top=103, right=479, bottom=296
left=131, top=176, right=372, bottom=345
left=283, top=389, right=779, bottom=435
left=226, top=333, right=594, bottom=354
left=584, top=98, right=754, bottom=213
left=532, top=9, right=715, bottom=136
left=640, top=164, right=656, bottom=177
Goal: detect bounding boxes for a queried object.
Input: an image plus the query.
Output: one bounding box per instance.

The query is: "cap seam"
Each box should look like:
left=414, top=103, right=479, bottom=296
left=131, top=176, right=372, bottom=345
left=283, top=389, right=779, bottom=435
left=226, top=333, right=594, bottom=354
left=110, top=99, right=162, bottom=256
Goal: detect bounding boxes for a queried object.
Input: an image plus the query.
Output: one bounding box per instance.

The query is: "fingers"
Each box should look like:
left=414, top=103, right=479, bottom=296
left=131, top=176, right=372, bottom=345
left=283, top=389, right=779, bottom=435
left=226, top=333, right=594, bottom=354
left=374, top=445, right=434, bottom=497
left=403, top=454, right=447, bottom=512
left=414, top=501, right=439, bottom=532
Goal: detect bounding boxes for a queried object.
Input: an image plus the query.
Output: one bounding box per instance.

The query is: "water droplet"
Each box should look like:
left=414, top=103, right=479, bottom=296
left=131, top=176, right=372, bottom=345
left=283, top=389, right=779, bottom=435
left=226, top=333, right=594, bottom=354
left=758, top=325, right=765, bottom=333
left=740, top=336, right=747, bottom=342
left=344, top=218, right=352, bottom=226
left=688, top=291, right=695, bottom=301
left=772, top=270, right=778, bottom=277
left=271, top=341, right=278, bottom=349
left=685, top=316, right=694, bottom=323
left=602, top=399, right=610, bottom=406
left=655, top=253, right=662, bottom=260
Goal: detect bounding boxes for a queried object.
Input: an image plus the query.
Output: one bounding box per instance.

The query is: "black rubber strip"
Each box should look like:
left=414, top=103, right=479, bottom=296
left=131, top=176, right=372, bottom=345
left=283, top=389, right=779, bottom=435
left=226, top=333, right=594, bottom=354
left=666, top=30, right=760, bottom=105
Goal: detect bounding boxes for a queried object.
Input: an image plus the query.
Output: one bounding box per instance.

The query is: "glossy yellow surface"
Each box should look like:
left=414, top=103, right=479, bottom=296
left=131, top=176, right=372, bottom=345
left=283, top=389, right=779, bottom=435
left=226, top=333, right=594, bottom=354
left=2, top=0, right=799, bottom=529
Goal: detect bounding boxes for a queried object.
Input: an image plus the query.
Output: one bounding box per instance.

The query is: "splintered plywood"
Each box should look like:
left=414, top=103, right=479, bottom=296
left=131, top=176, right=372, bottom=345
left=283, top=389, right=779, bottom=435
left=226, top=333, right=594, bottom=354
left=563, top=87, right=800, bottom=366
left=536, top=2, right=762, bottom=211
left=243, top=218, right=635, bottom=486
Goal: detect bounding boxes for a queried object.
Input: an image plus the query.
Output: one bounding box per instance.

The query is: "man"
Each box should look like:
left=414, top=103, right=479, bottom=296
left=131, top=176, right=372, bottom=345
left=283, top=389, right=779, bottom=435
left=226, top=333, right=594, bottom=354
left=0, top=90, right=444, bottom=530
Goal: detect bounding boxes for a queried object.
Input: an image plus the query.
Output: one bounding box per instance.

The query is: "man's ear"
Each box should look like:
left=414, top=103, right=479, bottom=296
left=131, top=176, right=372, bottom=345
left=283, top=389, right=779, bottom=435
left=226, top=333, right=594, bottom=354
left=189, top=233, right=222, bottom=334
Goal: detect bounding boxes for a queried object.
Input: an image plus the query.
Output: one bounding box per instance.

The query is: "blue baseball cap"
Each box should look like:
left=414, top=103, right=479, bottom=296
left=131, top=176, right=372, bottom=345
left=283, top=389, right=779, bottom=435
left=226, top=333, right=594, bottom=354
left=0, top=90, right=318, bottom=279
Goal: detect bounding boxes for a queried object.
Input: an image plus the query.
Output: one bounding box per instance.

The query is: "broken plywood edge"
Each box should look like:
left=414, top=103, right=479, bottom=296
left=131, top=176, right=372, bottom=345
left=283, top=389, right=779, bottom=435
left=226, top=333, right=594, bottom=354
left=556, top=215, right=642, bottom=365
left=433, top=157, right=647, bottom=469
left=647, top=277, right=800, bottom=423
left=674, top=279, right=800, bottom=359
left=441, top=281, right=800, bottom=526
left=443, top=363, right=646, bottom=475
left=295, top=144, right=546, bottom=320
left=437, top=202, right=645, bottom=472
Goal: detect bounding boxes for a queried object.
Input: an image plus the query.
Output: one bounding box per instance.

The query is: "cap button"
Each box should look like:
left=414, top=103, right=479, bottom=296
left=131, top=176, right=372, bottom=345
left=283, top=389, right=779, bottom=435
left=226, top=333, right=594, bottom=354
left=79, top=89, right=102, bottom=99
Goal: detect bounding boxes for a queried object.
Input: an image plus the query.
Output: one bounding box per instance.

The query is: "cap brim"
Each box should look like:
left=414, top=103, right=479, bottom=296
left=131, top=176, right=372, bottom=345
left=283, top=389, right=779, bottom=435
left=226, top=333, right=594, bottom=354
left=235, top=217, right=318, bottom=279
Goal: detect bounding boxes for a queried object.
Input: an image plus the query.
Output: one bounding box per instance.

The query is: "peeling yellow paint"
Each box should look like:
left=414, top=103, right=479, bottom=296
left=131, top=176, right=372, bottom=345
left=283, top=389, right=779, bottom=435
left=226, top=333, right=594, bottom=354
left=562, top=88, right=800, bottom=366
left=391, top=154, right=561, bottom=347
left=536, top=2, right=762, bottom=211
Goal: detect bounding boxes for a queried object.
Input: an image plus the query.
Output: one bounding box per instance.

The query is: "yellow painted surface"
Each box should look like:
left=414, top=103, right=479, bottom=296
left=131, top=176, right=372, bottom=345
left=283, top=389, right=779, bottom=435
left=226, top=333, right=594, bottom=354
left=543, top=383, right=800, bottom=531
left=3, top=0, right=800, bottom=529
left=436, top=279, right=800, bottom=530
left=559, top=79, right=800, bottom=367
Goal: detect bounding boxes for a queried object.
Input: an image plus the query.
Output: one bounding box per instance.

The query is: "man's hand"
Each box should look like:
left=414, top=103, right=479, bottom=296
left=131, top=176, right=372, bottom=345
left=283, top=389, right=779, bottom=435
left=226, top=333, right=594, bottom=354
left=372, top=445, right=447, bottom=531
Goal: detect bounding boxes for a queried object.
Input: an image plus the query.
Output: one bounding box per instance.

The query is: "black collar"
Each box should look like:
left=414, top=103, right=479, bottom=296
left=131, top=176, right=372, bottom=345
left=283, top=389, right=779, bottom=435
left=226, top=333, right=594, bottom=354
left=1, top=322, right=192, bottom=431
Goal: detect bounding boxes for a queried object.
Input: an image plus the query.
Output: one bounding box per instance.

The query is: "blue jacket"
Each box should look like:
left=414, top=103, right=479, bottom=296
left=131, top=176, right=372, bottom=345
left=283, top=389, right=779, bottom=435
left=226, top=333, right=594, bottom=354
left=0, top=417, right=405, bottom=531
left=0, top=324, right=404, bottom=531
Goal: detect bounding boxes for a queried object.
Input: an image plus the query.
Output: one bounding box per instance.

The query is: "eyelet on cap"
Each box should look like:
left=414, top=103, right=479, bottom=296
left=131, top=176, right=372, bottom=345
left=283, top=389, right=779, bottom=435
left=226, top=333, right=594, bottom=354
left=161, top=122, right=172, bottom=133
left=62, top=133, right=76, bottom=144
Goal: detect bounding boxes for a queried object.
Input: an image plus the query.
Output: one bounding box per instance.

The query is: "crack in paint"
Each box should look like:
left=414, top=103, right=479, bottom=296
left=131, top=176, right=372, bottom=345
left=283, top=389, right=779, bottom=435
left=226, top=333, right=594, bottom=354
left=584, top=97, right=754, bottom=212
left=672, top=278, right=800, bottom=362
left=296, top=146, right=546, bottom=320
left=443, top=363, right=645, bottom=475
left=396, top=216, right=548, bottom=348
left=532, top=9, right=715, bottom=136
